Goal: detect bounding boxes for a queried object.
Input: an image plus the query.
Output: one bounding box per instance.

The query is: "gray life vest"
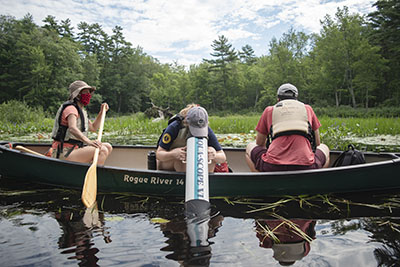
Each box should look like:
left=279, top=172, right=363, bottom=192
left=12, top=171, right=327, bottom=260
left=268, top=99, right=316, bottom=151
left=170, top=126, right=190, bottom=150
left=51, top=100, right=89, bottom=156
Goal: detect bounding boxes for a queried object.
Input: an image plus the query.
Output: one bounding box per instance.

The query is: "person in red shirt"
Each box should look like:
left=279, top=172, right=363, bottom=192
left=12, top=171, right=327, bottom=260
left=256, top=219, right=316, bottom=265
left=246, top=83, right=329, bottom=172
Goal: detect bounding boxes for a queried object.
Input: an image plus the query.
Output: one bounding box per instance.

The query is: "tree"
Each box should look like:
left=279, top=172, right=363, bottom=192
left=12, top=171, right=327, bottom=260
left=312, top=7, right=386, bottom=107
left=239, top=44, right=257, bottom=65
left=203, top=35, right=239, bottom=110
left=368, top=0, right=400, bottom=105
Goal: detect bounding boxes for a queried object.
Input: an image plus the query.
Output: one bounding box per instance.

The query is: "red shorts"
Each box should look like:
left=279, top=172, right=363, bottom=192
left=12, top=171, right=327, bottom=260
left=250, top=146, right=326, bottom=172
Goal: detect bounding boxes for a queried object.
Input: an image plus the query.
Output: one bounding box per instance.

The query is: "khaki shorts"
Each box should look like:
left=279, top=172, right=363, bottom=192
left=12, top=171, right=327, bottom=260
left=52, top=146, right=77, bottom=160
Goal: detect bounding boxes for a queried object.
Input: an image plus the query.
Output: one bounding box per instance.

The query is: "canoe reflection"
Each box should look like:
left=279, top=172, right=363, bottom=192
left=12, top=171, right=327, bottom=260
left=255, top=219, right=316, bottom=265
left=55, top=205, right=111, bottom=266
left=160, top=213, right=224, bottom=266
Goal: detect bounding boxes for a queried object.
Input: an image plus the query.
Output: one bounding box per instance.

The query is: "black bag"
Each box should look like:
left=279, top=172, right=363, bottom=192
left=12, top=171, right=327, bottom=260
left=332, top=144, right=366, bottom=167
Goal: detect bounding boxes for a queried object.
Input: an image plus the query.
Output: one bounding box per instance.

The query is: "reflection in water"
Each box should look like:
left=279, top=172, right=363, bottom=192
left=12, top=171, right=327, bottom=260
left=2, top=178, right=400, bottom=266
left=363, top=218, right=400, bottom=266
left=160, top=212, right=224, bottom=266
left=255, top=219, right=316, bottom=266
left=55, top=204, right=111, bottom=266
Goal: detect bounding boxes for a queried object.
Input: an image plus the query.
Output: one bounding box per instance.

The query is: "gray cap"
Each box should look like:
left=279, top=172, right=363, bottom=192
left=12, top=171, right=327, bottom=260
left=186, top=106, right=208, bottom=137
left=277, top=83, right=298, bottom=98
left=68, top=80, right=95, bottom=100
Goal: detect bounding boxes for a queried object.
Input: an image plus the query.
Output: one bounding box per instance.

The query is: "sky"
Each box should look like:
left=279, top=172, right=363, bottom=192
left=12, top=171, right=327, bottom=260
left=1, top=0, right=376, bottom=66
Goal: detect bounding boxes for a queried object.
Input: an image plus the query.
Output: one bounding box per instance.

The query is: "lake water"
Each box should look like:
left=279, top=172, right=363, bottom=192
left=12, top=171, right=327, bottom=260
left=1, top=134, right=400, bottom=266
left=1, top=178, right=400, bottom=267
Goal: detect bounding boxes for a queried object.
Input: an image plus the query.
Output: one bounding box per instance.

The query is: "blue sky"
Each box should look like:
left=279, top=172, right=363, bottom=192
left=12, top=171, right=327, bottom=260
left=1, top=0, right=376, bottom=66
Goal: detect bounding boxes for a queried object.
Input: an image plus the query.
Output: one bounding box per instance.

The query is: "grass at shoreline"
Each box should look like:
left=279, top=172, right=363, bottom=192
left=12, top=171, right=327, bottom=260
left=1, top=111, right=399, bottom=151
left=1, top=114, right=399, bottom=136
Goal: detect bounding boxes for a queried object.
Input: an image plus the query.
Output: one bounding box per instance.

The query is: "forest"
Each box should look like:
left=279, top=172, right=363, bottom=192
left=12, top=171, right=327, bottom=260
left=0, top=0, right=399, bottom=116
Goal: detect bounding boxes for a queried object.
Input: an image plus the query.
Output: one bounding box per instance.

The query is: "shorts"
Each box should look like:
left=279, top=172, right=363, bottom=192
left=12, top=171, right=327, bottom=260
left=51, top=146, right=77, bottom=160
left=250, top=146, right=326, bottom=172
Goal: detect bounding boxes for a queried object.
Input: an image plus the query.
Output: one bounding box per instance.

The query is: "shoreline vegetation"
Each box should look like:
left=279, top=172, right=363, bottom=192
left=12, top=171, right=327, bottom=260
left=1, top=101, right=399, bottom=152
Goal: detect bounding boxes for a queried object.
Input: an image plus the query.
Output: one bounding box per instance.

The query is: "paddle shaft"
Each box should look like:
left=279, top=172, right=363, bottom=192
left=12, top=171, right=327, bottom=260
left=92, top=105, right=107, bottom=165
left=82, top=104, right=107, bottom=208
left=15, top=145, right=44, bottom=157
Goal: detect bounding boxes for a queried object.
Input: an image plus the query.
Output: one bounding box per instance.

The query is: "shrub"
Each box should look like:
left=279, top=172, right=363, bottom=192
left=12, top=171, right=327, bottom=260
left=0, top=100, right=47, bottom=124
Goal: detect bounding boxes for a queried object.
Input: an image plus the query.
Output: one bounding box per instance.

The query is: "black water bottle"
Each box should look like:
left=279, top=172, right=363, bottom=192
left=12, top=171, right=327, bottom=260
left=147, top=151, right=157, bottom=170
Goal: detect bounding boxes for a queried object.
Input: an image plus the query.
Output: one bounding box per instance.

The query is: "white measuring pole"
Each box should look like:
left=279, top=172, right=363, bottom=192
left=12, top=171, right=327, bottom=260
left=185, top=136, right=209, bottom=202
left=185, top=136, right=211, bottom=249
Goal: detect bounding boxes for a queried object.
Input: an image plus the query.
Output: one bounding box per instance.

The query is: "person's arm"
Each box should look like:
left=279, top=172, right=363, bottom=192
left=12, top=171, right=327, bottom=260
left=308, top=105, right=322, bottom=147
left=67, top=115, right=101, bottom=148
left=255, top=132, right=268, bottom=147
left=156, top=146, right=186, bottom=162
left=207, top=127, right=227, bottom=164
left=89, top=103, right=109, bottom=132
left=314, top=129, right=321, bottom=146
left=208, top=146, right=226, bottom=164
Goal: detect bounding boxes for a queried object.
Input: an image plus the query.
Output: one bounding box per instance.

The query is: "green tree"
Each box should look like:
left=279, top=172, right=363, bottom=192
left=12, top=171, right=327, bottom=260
left=239, top=44, right=257, bottom=65
left=0, top=15, right=20, bottom=102
left=312, top=7, right=386, bottom=107
left=203, top=35, right=239, bottom=110
left=368, top=0, right=400, bottom=105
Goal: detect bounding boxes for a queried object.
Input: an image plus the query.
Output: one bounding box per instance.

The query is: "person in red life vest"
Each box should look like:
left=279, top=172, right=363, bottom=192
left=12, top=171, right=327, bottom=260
left=246, top=83, right=330, bottom=172
left=156, top=104, right=226, bottom=172
left=256, top=219, right=316, bottom=265
left=50, top=80, right=112, bottom=165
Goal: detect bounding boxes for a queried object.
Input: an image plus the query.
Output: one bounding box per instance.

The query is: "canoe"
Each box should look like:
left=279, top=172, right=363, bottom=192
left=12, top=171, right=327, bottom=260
left=0, top=142, right=399, bottom=197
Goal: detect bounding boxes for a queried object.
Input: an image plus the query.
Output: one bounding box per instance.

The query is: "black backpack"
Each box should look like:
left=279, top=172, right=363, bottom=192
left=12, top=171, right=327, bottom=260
left=332, top=144, right=366, bottom=167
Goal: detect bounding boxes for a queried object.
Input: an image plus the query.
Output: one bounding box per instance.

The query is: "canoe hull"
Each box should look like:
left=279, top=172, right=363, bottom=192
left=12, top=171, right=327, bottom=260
left=1, top=143, right=399, bottom=197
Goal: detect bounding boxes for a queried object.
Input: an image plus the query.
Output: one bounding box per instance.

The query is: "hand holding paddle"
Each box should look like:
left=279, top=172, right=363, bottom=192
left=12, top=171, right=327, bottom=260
left=81, top=104, right=107, bottom=208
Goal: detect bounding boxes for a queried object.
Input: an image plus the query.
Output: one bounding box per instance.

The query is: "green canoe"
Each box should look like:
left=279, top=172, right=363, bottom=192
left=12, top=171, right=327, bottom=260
left=0, top=142, right=399, bottom=197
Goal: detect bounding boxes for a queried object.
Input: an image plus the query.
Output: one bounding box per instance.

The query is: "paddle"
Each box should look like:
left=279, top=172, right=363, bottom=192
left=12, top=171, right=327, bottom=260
left=15, top=145, right=44, bottom=157
left=81, top=105, right=107, bottom=208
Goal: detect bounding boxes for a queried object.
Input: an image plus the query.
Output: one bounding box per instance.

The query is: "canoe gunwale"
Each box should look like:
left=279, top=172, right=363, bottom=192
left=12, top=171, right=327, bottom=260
left=1, top=142, right=399, bottom=177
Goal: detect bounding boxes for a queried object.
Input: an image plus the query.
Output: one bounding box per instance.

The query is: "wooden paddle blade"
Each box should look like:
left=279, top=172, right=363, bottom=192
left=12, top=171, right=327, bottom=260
left=81, top=104, right=107, bottom=208
left=82, top=163, right=98, bottom=208
left=83, top=202, right=101, bottom=228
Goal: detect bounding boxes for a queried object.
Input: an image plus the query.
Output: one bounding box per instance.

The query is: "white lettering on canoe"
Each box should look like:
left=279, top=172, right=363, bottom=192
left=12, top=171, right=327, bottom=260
left=123, top=175, right=149, bottom=184
left=150, top=176, right=173, bottom=185
left=123, top=174, right=175, bottom=186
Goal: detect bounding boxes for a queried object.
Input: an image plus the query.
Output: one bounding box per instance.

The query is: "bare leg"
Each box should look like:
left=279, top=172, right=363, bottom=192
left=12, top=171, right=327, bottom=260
left=173, top=160, right=186, bottom=172
left=245, top=142, right=259, bottom=172
left=317, top=143, right=330, bottom=168
left=66, top=144, right=111, bottom=165
left=67, top=146, right=98, bottom=164
left=97, top=145, right=111, bottom=165
left=103, top=143, right=113, bottom=155
left=158, top=159, right=186, bottom=172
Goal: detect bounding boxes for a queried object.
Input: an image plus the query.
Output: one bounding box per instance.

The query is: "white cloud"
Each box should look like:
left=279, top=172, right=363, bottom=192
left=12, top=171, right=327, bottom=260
left=0, top=0, right=376, bottom=66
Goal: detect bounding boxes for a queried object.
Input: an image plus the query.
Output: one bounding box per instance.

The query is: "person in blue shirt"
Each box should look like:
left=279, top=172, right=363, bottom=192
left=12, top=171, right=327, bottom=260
left=156, top=104, right=226, bottom=172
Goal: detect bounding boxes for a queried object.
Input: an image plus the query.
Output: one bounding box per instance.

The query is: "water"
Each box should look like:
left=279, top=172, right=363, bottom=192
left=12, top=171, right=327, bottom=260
left=1, top=179, right=400, bottom=266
